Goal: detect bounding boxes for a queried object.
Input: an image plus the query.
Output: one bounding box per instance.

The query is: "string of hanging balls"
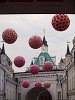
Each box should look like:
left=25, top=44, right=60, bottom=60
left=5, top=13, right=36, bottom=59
left=21, top=80, right=51, bottom=89
left=1, top=14, right=70, bottom=73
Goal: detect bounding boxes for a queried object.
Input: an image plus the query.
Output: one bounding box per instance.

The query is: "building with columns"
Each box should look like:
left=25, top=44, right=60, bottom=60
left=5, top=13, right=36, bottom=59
left=0, top=36, right=75, bottom=100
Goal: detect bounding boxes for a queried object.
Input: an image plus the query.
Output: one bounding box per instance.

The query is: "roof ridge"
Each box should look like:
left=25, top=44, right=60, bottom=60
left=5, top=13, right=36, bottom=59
left=34, top=52, right=55, bottom=66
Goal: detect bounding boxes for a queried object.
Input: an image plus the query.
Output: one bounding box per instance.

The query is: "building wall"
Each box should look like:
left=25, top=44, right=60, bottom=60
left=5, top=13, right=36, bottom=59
left=0, top=68, right=4, bottom=92
left=60, top=37, right=75, bottom=100
left=14, top=71, right=65, bottom=100
left=68, top=64, right=75, bottom=100
left=62, top=80, right=67, bottom=100
left=0, top=66, right=4, bottom=100
left=61, top=62, right=75, bottom=100
left=0, top=43, right=66, bottom=100
left=6, top=82, right=16, bottom=100
left=68, top=65, right=74, bottom=91
left=0, top=53, right=16, bottom=100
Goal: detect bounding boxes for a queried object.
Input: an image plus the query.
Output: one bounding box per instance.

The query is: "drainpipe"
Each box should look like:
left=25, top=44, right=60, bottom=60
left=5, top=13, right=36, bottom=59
left=16, top=84, right=17, bottom=100
left=66, top=70, right=68, bottom=100
left=60, top=80, right=63, bottom=100
left=4, top=70, right=6, bottom=100
left=61, top=82, right=63, bottom=100
left=13, top=74, right=18, bottom=100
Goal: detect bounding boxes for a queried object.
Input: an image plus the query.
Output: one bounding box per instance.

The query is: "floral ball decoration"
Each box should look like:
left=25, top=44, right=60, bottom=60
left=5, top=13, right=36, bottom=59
left=22, top=80, right=30, bottom=88
left=14, top=56, right=25, bottom=68
left=2, top=28, right=18, bottom=44
left=43, top=81, right=51, bottom=89
left=30, top=64, right=39, bottom=74
left=43, top=61, right=53, bottom=71
left=35, top=81, right=42, bottom=88
left=52, top=14, right=70, bottom=31
left=29, top=35, right=43, bottom=49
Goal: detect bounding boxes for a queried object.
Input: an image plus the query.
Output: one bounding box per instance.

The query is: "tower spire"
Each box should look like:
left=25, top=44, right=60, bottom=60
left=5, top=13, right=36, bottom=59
left=1, top=41, right=5, bottom=55
left=43, top=29, right=48, bottom=46
left=60, top=58, right=64, bottom=63
left=43, top=29, right=45, bottom=36
left=41, top=29, right=48, bottom=53
left=66, top=42, right=70, bottom=56
left=31, top=60, right=33, bottom=65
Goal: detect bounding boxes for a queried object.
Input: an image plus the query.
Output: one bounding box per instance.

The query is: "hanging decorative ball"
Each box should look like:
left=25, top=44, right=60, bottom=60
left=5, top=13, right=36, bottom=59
left=2, top=28, right=18, bottom=44
left=52, top=14, right=70, bottom=31
left=35, top=81, right=42, bottom=88
left=22, top=80, right=30, bottom=88
left=43, top=81, right=51, bottom=89
left=43, top=61, right=53, bottom=71
left=30, top=64, right=39, bottom=74
left=14, top=56, right=25, bottom=68
left=29, top=35, right=43, bottom=49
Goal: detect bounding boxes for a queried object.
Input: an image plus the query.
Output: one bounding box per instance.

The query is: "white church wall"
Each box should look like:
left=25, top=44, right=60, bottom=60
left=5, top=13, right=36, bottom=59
left=16, top=72, right=58, bottom=100
left=62, top=81, right=67, bottom=100
left=6, top=82, right=16, bottom=100
left=0, top=69, right=4, bottom=92
left=48, top=81, right=57, bottom=100
left=0, top=67, right=4, bottom=100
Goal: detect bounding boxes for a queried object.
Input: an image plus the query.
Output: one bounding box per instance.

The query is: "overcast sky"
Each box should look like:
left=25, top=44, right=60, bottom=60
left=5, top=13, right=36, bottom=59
left=0, top=14, right=75, bottom=72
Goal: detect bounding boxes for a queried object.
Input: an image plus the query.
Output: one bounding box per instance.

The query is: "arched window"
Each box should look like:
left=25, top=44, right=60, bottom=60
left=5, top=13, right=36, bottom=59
left=39, top=56, right=45, bottom=65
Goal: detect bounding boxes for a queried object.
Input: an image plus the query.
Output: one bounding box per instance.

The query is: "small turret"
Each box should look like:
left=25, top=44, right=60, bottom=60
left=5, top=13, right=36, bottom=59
left=1, top=43, right=5, bottom=55
left=65, top=43, right=72, bottom=66
left=65, top=44, right=71, bottom=56
left=31, top=61, right=33, bottom=65
left=72, top=37, right=75, bottom=48
left=58, top=58, right=66, bottom=69
left=43, top=36, right=48, bottom=46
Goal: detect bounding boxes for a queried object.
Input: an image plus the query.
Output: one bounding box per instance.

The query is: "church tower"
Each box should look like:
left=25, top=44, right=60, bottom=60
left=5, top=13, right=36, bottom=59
left=0, top=43, right=14, bottom=79
left=71, top=37, right=75, bottom=57
left=41, top=36, right=48, bottom=53
left=65, top=43, right=72, bottom=66
left=32, top=35, right=55, bottom=69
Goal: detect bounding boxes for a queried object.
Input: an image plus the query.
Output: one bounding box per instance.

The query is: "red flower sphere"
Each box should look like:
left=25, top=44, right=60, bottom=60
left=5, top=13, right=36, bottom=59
left=30, top=64, right=39, bottom=74
left=35, top=81, right=42, bottom=88
left=29, top=35, right=43, bottom=49
left=22, top=80, right=30, bottom=88
left=14, top=56, right=25, bottom=68
left=52, top=14, right=70, bottom=31
left=2, top=28, right=18, bottom=44
left=43, top=61, right=53, bottom=71
left=43, top=81, right=51, bottom=89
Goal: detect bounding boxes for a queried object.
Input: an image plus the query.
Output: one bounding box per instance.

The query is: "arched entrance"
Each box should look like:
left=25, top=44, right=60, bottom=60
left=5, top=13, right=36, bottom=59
left=25, top=87, right=52, bottom=100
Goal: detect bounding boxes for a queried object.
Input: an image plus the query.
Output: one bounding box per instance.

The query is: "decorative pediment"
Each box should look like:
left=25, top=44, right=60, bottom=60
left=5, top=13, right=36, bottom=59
left=39, top=56, right=45, bottom=65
